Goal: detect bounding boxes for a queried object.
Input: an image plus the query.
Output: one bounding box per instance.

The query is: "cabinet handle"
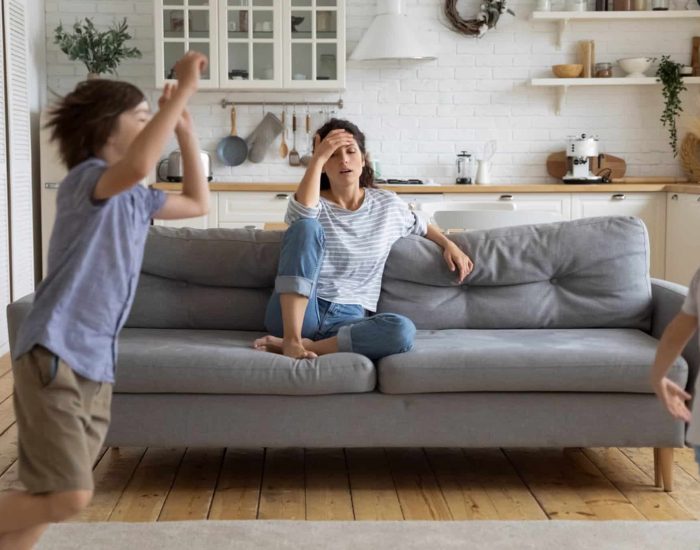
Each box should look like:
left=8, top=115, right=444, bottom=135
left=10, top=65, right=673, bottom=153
left=499, top=194, right=514, bottom=201
left=611, top=193, right=625, bottom=201
left=275, top=193, right=290, bottom=200
left=671, top=194, right=679, bottom=200
left=44, top=182, right=60, bottom=189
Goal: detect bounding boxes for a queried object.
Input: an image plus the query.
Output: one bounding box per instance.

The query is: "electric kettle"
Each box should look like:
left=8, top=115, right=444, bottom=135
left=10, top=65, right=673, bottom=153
left=157, top=150, right=213, bottom=182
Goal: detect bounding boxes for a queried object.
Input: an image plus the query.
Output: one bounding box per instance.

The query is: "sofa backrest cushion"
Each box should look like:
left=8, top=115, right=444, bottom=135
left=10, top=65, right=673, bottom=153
left=378, top=216, right=652, bottom=331
left=126, top=227, right=281, bottom=330
left=127, top=216, right=652, bottom=331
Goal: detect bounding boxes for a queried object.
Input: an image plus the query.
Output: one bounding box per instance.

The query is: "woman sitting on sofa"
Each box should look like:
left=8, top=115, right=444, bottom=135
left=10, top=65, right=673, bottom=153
left=253, top=119, right=473, bottom=360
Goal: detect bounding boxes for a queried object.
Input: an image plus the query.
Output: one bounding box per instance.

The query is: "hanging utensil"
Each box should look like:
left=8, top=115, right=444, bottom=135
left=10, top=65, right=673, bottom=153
left=289, top=108, right=301, bottom=166
left=300, top=107, right=312, bottom=166
left=279, top=108, right=289, bottom=158
left=216, top=106, right=248, bottom=167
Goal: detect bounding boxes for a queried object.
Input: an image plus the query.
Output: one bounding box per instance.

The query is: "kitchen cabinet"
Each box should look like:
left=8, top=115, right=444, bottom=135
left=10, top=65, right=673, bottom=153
left=155, top=0, right=346, bottom=91
left=571, top=192, right=666, bottom=278
left=154, top=192, right=219, bottom=229
left=450, top=192, right=572, bottom=219
left=665, top=193, right=700, bottom=286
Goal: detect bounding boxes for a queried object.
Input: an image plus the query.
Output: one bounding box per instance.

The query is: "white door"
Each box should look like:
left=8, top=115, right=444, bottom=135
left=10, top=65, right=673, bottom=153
left=571, top=192, right=666, bottom=278
left=665, top=193, right=700, bottom=286
left=4, top=0, right=33, bottom=300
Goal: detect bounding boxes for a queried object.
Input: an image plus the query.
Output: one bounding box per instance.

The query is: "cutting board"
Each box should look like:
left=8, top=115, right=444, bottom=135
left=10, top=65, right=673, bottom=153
left=546, top=151, right=627, bottom=180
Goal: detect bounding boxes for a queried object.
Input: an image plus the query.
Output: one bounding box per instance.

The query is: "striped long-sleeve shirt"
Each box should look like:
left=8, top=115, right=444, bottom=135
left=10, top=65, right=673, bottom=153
left=285, top=188, right=428, bottom=312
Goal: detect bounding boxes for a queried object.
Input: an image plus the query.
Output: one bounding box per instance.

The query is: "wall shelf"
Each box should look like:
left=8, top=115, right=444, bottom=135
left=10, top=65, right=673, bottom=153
left=530, top=76, right=700, bottom=114
left=530, top=10, right=700, bottom=47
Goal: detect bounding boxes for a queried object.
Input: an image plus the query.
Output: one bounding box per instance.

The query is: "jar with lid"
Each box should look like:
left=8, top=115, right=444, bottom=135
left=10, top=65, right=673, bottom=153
left=595, top=62, right=613, bottom=78
left=651, top=0, right=669, bottom=9
left=456, top=151, right=473, bottom=184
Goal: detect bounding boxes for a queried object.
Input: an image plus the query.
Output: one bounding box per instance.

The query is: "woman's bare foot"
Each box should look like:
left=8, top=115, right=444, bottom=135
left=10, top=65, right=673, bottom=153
left=253, top=335, right=317, bottom=359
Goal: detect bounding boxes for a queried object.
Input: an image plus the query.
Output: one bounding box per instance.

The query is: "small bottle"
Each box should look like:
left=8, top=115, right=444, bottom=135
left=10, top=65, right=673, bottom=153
left=651, top=0, right=669, bottom=9
left=633, top=0, right=646, bottom=8
left=614, top=0, right=632, bottom=9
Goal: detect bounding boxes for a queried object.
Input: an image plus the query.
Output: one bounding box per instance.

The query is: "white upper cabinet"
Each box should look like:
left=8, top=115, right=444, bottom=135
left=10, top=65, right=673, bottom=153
left=155, top=0, right=345, bottom=91
left=156, top=0, right=220, bottom=90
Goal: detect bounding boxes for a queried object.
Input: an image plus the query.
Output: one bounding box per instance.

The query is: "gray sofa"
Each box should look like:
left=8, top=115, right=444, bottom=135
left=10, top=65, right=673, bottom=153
left=8, top=216, right=698, bottom=491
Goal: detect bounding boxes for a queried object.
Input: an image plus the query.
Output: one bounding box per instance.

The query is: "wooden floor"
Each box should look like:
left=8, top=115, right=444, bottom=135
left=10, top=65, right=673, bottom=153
left=0, top=354, right=699, bottom=522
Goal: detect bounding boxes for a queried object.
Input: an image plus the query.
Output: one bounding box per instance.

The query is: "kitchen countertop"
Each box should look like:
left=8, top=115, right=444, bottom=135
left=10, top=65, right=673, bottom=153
left=153, top=180, right=700, bottom=194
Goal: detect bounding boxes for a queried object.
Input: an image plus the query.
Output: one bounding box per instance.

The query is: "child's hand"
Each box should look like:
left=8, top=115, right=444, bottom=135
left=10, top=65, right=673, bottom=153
left=158, top=83, right=193, bottom=135
left=174, top=51, right=208, bottom=95
left=653, top=376, right=692, bottom=422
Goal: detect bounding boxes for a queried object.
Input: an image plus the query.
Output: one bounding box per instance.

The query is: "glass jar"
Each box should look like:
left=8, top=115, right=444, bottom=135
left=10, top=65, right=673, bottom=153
left=614, top=0, right=632, bottom=9
left=651, top=0, right=669, bottom=9
left=595, top=62, right=613, bottom=77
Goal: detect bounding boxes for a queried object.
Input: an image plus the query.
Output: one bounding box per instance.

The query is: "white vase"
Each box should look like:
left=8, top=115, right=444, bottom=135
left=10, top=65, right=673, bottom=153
left=476, top=160, right=491, bottom=184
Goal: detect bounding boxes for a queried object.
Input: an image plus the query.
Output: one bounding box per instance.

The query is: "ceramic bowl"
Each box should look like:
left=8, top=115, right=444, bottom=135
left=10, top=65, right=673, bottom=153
left=617, top=57, right=653, bottom=78
left=551, top=64, right=583, bottom=78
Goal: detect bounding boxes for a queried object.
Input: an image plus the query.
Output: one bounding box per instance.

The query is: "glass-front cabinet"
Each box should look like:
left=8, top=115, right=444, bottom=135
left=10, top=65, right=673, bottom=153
left=155, top=0, right=345, bottom=90
left=286, top=0, right=344, bottom=89
left=155, top=0, right=220, bottom=89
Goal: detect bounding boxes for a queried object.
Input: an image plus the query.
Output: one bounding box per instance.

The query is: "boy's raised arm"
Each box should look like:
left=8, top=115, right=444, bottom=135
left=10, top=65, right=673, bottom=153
left=93, top=51, right=207, bottom=201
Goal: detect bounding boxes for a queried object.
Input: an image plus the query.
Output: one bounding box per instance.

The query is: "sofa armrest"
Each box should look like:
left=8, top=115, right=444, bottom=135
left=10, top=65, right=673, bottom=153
left=6, top=293, right=34, bottom=358
left=651, top=278, right=699, bottom=393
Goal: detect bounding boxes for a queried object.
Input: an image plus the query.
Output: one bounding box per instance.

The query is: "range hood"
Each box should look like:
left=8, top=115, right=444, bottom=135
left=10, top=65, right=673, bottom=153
left=349, top=0, right=436, bottom=62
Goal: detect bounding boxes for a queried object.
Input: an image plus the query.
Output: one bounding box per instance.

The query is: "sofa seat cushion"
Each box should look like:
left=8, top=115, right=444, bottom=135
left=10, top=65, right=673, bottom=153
left=114, top=328, right=375, bottom=395
left=377, top=328, right=687, bottom=395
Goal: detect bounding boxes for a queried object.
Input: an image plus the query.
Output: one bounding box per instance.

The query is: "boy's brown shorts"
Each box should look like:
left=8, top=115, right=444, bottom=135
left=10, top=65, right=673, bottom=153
left=12, top=346, right=112, bottom=494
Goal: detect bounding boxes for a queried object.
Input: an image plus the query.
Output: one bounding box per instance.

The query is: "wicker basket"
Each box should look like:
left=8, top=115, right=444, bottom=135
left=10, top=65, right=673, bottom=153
left=680, top=132, right=700, bottom=182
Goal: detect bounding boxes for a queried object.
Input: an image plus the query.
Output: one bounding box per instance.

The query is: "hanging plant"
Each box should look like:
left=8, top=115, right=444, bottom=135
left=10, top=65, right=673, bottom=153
left=656, top=55, right=687, bottom=157
left=54, top=18, right=142, bottom=77
left=443, top=0, right=515, bottom=38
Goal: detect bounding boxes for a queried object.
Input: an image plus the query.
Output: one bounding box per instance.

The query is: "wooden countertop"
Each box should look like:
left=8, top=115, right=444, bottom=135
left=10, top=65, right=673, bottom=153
left=153, top=180, right=700, bottom=194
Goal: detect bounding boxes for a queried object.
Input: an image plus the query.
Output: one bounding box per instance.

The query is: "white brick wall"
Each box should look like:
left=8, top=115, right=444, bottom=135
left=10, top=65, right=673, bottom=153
left=43, top=0, right=700, bottom=183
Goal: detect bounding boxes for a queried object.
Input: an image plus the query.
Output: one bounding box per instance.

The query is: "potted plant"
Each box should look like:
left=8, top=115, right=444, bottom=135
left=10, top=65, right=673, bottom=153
left=54, top=17, right=142, bottom=79
left=656, top=55, right=687, bottom=157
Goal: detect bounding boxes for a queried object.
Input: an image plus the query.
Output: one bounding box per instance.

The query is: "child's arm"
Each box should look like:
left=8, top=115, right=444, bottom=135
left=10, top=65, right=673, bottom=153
left=651, top=312, right=697, bottom=422
left=153, top=84, right=209, bottom=219
left=93, top=51, right=207, bottom=200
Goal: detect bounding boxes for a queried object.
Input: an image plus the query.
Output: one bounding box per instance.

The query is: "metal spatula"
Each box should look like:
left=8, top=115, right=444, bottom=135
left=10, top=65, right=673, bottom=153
left=300, top=111, right=312, bottom=166
left=289, top=111, right=300, bottom=166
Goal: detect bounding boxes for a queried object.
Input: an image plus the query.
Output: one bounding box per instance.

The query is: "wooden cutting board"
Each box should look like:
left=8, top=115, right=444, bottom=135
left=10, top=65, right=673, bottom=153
left=546, top=151, right=627, bottom=180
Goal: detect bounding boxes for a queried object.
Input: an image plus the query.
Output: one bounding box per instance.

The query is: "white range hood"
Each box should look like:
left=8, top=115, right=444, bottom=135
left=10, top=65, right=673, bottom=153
left=349, top=0, right=436, bottom=62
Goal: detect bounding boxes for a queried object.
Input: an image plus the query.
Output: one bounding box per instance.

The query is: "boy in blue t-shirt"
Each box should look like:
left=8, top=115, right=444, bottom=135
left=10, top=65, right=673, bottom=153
left=0, top=51, right=209, bottom=549
left=651, top=267, right=700, bottom=474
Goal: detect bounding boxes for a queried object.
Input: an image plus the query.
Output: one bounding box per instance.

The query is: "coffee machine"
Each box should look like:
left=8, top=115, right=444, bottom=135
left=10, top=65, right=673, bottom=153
left=563, top=133, right=604, bottom=184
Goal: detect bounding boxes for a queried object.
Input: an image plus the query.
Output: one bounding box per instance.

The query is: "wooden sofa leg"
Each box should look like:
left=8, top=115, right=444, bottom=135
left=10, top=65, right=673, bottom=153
left=653, top=448, right=662, bottom=488
left=654, top=447, right=674, bottom=492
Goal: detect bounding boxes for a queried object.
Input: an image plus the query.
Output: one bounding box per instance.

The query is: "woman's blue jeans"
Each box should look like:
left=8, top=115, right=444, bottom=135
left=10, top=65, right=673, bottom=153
left=264, top=218, right=416, bottom=361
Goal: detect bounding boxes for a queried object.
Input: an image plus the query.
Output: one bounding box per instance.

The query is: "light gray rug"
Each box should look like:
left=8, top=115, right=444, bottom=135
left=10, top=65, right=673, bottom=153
left=36, top=520, right=700, bottom=550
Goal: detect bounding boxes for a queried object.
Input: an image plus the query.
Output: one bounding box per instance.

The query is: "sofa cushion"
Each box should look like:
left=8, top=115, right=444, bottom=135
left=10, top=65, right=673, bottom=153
left=377, top=328, right=687, bottom=394
left=114, top=328, right=376, bottom=395
left=379, top=216, right=652, bottom=331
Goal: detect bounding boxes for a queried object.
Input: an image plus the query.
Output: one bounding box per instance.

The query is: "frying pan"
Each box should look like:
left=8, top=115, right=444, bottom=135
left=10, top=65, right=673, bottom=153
left=217, top=106, right=247, bottom=166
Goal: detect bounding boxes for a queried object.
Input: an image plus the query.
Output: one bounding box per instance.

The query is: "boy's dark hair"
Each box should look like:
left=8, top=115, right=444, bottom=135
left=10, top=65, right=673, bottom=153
left=314, top=118, right=376, bottom=190
left=45, top=79, right=146, bottom=169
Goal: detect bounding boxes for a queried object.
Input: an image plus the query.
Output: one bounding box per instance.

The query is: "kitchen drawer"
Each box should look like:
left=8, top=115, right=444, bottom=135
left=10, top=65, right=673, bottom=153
left=452, top=193, right=572, bottom=219
left=219, top=221, right=268, bottom=230
left=218, top=191, right=292, bottom=223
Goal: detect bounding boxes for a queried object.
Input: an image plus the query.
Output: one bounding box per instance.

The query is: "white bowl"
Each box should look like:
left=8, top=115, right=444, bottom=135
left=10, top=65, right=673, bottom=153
left=617, top=57, right=653, bottom=78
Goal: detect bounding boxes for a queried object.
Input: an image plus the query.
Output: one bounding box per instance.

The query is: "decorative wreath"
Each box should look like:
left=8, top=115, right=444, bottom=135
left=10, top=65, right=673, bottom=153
left=443, top=0, right=515, bottom=38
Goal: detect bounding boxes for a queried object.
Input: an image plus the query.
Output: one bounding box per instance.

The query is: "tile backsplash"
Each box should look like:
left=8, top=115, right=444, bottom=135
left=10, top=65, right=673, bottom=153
left=44, top=0, right=700, bottom=183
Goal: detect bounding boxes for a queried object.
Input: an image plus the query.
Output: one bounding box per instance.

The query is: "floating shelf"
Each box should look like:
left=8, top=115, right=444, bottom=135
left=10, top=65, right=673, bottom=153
left=530, top=10, right=700, bottom=47
left=530, top=77, right=700, bottom=114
